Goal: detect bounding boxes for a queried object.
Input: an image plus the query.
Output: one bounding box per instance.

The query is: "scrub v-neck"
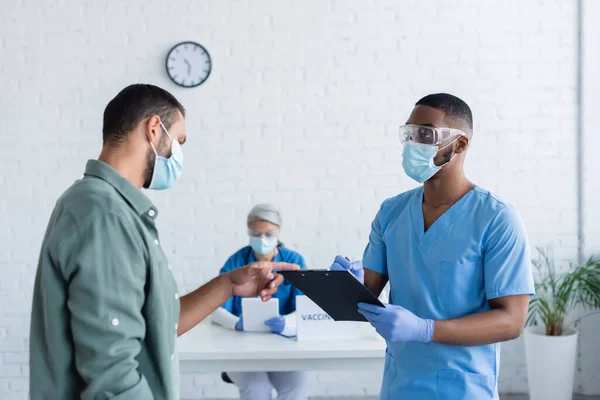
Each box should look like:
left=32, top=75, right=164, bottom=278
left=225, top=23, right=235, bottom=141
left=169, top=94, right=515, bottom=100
left=410, top=185, right=477, bottom=254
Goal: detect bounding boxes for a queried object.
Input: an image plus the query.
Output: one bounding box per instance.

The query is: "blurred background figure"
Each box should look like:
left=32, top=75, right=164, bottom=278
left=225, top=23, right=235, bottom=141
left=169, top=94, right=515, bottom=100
left=212, top=204, right=308, bottom=400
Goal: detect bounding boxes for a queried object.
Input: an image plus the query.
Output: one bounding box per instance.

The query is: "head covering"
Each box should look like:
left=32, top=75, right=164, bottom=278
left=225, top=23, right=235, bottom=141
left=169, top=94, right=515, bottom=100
left=247, top=204, right=282, bottom=227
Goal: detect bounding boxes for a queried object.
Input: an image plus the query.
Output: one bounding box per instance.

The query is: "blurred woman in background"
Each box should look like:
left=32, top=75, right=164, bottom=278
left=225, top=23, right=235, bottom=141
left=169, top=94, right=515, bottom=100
left=212, top=204, right=308, bottom=400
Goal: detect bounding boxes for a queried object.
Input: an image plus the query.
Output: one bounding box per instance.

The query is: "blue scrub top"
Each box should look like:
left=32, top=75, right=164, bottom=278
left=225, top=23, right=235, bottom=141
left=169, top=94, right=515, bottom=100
left=363, top=186, right=535, bottom=400
left=219, top=245, right=307, bottom=317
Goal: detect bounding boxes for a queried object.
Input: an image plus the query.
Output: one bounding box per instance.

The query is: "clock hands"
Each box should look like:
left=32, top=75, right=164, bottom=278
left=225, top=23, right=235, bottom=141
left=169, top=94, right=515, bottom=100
left=183, top=58, right=191, bottom=76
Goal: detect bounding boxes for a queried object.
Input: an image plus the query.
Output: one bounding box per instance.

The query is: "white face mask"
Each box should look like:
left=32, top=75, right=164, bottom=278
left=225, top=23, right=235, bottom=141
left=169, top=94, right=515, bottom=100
left=249, top=236, right=278, bottom=255
left=147, top=121, right=184, bottom=191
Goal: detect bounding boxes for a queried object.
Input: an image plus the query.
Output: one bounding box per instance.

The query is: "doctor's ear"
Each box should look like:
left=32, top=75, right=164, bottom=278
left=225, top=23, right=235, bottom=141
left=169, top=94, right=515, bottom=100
left=454, top=136, right=470, bottom=154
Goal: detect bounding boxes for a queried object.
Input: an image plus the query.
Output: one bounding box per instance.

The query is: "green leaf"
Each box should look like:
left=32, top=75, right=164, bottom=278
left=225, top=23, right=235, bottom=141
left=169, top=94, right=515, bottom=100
left=526, top=246, right=600, bottom=332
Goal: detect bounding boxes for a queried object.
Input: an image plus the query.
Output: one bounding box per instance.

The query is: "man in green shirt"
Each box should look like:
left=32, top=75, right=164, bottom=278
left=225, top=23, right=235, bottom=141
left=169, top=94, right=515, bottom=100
left=29, top=84, right=299, bottom=400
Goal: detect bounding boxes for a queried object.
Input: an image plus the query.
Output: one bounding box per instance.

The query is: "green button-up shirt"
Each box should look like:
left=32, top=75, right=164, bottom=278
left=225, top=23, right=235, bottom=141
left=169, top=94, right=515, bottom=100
left=30, top=160, right=180, bottom=400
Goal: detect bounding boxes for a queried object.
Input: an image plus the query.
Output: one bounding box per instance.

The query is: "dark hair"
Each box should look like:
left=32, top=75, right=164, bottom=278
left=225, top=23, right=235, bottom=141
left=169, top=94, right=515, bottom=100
left=416, top=93, right=473, bottom=132
left=102, top=84, right=186, bottom=144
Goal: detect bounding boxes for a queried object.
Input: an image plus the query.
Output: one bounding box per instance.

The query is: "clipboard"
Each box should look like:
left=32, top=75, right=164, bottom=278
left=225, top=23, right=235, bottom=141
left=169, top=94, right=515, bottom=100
left=278, top=270, right=385, bottom=322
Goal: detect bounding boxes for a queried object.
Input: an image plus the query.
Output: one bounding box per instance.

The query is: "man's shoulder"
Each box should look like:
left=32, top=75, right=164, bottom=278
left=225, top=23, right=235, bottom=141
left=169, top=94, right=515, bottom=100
left=57, top=177, right=131, bottom=220
left=379, top=187, right=421, bottom=212
left=46, top=178, right=136, bottom=247
left=470, top=186, right=518, bottom=217
left=471, top=186, right=525, bottom=232
left=472, top=186, right=508, bottom=206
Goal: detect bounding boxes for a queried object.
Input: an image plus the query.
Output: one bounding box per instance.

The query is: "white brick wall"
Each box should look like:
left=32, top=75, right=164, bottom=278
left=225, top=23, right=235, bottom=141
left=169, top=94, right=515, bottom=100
left=1, top=0, right=597, bottom=398
left=580, top=0, right=600, bottom=395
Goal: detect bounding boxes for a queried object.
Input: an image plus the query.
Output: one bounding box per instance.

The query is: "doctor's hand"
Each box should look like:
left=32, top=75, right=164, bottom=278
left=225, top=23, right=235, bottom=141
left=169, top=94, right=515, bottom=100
left=329, top=255, right=364, bottom=284
left=235, top=316, right=244, bottom=331
left=358, top=303, right=435, bottom=343
left=264, top=314, right=297, bottom=338
left=227, top=262, right=300, bottom=301
left=264, top=316, right=286, bottom=334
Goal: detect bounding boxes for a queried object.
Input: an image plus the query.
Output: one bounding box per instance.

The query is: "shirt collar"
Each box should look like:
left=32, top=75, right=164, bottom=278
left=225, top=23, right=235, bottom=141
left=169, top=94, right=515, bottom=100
left=84, top=159, right=157, bottom=217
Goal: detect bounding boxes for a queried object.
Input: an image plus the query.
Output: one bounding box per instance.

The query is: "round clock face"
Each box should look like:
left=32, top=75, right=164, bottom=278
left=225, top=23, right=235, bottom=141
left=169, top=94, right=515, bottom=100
left=166, top=42, right=212, bottom=88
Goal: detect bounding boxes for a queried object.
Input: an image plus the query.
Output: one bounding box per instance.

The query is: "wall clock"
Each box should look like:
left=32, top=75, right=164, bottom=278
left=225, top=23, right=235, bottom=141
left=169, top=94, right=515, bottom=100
left=165, top=41, right=212, bottom=88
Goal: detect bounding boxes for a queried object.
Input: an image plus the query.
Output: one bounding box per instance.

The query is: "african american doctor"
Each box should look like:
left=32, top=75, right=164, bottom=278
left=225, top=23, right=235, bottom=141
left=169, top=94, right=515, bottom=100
left=331, top=93, right=534, bottom=400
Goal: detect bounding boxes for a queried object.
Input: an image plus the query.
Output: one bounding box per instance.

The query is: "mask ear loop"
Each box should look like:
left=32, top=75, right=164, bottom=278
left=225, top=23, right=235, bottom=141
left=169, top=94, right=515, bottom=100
left=436, top=135, right=463, bottom=168
left=149, top=120, right=174, bottom=158
left=149, top=141, right=159, bottom=156
left=159, top=120, right=174, bottom=143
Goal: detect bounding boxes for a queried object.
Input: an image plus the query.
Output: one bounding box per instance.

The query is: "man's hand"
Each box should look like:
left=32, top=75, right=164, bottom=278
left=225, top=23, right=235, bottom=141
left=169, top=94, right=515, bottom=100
left=358, top=303, right=435, bottom=343
left=227, top=261, right=300, bottom=301
left=178, top=262, right=298, bottom=336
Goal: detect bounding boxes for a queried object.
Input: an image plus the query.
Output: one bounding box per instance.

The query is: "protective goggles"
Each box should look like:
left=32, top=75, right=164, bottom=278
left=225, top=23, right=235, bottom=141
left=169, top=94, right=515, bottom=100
left=399, top=124, right=465, bottom=146
left=248, top=228, right=279, bottom=238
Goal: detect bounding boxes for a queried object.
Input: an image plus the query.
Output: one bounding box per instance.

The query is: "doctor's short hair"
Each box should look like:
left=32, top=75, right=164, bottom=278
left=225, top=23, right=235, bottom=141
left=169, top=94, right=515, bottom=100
left=102, top=84, right=186, bottom=145
left=416, top=93, right=473, bottom=133
left=247, top=204, right=282, bottom=227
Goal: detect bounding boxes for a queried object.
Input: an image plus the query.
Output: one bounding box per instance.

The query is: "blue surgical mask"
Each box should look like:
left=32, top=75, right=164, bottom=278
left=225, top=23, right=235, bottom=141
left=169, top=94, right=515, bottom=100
left=401, top=139, right=457, bottom=183
left=148, top=122, right=184, bottom=190
left=249, top=236, right=279, bottom=255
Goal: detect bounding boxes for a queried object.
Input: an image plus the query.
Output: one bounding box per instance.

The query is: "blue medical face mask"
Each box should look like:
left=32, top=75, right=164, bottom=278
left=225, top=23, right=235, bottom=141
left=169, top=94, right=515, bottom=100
left=249, top=236, right=279, bottom=255
left=148, top=122, right=184, bottom=191
left=401, top=138, right=458, bottom=183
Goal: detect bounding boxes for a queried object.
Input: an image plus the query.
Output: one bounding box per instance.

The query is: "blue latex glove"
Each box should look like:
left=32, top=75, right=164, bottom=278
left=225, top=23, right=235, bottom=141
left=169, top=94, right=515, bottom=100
left=357, top=302, right=435, bottom=343
left=264, top=316, right=285, bottom=333
left=235, top=316, right=244, bottom=331
left=330, top=255, right=364, bottom=284
left=264, top=315, right=296, bottom=338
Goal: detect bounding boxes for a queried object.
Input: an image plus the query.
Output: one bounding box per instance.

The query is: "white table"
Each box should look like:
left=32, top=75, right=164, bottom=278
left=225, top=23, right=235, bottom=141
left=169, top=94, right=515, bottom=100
left=178, top=323, right=386, bottom=373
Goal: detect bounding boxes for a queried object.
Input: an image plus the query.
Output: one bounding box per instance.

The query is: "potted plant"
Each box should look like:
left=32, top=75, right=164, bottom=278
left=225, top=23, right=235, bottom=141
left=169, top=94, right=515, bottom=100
left=524, top=247, right=600, bottom=400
